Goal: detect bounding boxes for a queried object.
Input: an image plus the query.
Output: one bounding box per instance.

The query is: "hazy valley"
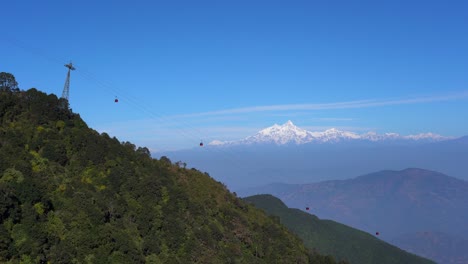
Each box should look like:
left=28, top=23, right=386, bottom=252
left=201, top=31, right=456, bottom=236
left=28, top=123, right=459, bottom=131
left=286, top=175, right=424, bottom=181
left=162, top=122, right=468, bottom=263
left=240, top=169, right=468, bottom=264
left=162, top=121, right=468, bottom=190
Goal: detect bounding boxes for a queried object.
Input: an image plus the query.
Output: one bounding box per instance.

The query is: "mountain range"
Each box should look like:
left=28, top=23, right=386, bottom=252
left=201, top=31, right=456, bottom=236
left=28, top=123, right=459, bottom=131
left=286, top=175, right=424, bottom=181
left=164, top=130, right=468, bottom=190
left=244, top=194, right=435, bottom=264
left=239, top=168, right=468, bottom=264
left=208, top=121, right=453, bottom=146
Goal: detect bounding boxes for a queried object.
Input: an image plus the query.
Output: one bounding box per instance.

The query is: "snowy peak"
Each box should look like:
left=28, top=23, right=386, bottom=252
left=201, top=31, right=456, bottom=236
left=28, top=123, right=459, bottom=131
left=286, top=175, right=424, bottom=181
left=284, top=120, right=295, bottom=127
left=250, top=121, right=364, bottom=144
left=250, top=120, right=311, bottom=145
left=317, top=128, right=361, bottom=141
left=259, top=120, right=297, bottom=133
left=208, top=121, right=453, bottom=146
left=403, top=133, right=448, bottom=141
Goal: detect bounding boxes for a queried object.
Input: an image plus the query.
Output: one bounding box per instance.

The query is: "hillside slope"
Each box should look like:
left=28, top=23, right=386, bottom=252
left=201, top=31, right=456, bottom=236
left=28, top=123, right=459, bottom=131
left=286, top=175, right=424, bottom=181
left=240, top=169, right=468, bottom=263
left=242, top=169, right=468, bottom=239
left=0, top=87, right=336, bottom=263
left=244, top=195, right=435, bottom=264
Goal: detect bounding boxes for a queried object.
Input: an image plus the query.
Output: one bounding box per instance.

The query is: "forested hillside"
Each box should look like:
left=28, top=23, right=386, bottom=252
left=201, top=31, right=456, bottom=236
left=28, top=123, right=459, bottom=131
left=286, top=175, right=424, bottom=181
left=0, top=80, right=341, bottom=263
left=244, top=194, right=435, bottom=264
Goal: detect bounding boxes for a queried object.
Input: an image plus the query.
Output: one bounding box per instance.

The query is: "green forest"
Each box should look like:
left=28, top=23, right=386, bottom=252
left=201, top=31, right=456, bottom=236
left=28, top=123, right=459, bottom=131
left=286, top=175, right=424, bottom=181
left=0, top=73, right=347, bottom=263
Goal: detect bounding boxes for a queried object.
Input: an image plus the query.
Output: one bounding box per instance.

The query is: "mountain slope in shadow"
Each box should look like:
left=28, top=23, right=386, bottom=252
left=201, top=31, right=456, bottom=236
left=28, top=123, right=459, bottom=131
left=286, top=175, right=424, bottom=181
left=244, top=194, right=435, bottom=264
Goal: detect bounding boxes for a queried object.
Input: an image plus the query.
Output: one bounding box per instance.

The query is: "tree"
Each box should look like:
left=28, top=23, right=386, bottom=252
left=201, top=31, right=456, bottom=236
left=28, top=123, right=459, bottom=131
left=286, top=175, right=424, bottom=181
left=0, top=72, right=19, bottom=92
left=160, top=156, right=172, bottom=165
left=136, top=146, right=151, bottom=158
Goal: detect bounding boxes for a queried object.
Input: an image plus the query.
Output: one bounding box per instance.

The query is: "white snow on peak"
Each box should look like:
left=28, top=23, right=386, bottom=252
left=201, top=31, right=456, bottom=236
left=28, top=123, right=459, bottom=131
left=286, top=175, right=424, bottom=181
left=209, top=121, right=452, bottom=146
left=284, top=120, right=295, bottom=126
left=248, top=120, right=312, bottom=145
left=403, top=133, right=452, bottom=141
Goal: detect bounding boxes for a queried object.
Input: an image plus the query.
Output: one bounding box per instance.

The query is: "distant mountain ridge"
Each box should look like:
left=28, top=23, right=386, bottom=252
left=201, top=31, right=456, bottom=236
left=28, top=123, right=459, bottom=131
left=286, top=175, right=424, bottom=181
left=244, top=194, right=435, bottom=264
left=165, top=129, right=468, bottom=189
left=209, top=120, right=453, bottom=146
left=239, top=168, right=468, bottom=264
left=239, top=168, right=468, bottom=238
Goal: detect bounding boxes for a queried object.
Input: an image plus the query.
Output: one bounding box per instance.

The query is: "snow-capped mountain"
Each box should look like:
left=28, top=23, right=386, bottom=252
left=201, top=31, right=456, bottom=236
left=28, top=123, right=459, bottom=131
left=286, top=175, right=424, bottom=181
left=244, top=120, right=314, bottom=145
left=209, top=120, right=452, bottom=146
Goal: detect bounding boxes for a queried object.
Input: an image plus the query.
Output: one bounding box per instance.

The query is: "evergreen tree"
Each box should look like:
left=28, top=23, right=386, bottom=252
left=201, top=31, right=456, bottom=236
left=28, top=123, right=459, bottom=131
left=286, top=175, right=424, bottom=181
left=0, top=72, right=19, bottom=92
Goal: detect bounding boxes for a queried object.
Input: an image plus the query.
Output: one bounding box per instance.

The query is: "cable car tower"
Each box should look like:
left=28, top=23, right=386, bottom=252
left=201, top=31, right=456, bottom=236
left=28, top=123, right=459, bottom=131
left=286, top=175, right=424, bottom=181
left=61, top=62, right=75, bottom=101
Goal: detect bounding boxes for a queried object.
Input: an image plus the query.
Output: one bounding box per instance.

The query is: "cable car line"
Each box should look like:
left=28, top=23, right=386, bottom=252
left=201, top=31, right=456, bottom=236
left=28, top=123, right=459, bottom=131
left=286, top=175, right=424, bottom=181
left=6, top=36, right=250, bottom=184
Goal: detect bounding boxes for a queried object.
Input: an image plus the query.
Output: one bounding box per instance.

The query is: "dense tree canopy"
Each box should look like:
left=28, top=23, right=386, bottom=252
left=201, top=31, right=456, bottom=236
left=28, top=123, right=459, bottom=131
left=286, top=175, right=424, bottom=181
left=0, top=72, right=19, bottom=92
left=0, top=82, right=343, bottom=263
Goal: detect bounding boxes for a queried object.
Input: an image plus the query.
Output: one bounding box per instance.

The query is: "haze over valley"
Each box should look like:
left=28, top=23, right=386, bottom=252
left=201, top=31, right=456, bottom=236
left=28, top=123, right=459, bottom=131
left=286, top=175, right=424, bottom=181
left=162, top=122, right=468, bottom=263
left=162, top=121, right=468, bottom=190
left=239, top=168, right=468, bottom=264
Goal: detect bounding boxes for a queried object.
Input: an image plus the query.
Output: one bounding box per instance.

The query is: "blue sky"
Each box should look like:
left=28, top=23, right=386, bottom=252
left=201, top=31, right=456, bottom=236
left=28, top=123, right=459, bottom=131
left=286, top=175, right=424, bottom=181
left=2, top=0, right=468, bottom=151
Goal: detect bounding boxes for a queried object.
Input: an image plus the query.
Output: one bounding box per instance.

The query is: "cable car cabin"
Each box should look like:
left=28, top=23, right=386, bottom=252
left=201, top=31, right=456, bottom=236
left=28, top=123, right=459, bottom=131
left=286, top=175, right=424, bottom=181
left=114, top=98, right=119, bottom=103
left=375, top=232, right=380, bottom=236
left=199, top=142, right=204, bottom=147
left=306, top=207, right=310, bottom=211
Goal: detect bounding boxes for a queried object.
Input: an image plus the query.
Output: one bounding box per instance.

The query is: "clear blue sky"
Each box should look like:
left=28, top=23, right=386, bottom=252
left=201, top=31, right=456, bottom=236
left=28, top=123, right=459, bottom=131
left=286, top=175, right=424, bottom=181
left=2, top=0, right=468, bottom=151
